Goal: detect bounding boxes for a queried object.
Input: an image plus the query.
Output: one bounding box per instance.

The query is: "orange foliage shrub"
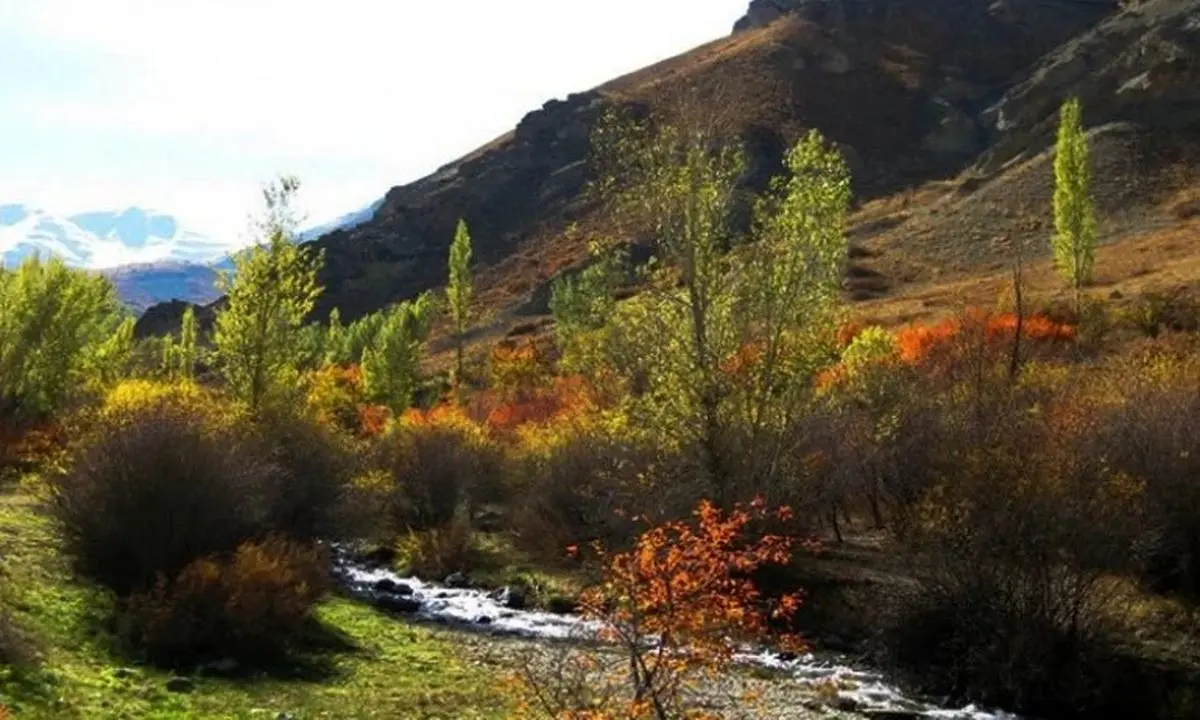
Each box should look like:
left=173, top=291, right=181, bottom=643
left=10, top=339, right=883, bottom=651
left=482, top=376, right=594, bottom=435
left=517, top=500, right=805, bottom=719
left=123, top=537, right=329, bottom=664
left=895, top=309, right=1075, bottom=366
left=836, top=321, right=866, bottom=348
left=719, top=342, right=764, bottom=378
left=357, top=404, right=391, bottom=437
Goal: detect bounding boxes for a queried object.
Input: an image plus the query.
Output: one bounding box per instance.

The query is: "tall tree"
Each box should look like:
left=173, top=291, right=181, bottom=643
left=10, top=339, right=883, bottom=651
left=447, top=218, right=473, bottom=391
left=213, top=176, right=323, bottom=412
left=324, top=308, right=346, bottom=366
left=1052, top=96, right=1097, bottom=306
left=162, top=306, right=199, bottom=381
left=549, top=240, right=627, bottom=374
left=591, top=112, right=849, bottom=502
left=361, top=293, right=436, bottom=414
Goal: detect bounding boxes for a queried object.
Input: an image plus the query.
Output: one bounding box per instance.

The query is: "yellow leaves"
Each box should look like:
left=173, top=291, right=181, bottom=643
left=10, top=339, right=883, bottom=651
left=99, top=379, right=246, bottom=436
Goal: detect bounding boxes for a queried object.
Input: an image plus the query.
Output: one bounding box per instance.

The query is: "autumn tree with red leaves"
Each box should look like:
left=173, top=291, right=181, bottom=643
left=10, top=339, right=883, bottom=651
left=514, top=499, right=806, bottom=719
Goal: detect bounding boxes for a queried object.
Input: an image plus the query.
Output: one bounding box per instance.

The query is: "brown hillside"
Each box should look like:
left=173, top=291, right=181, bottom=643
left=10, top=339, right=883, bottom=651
left=301, top=0, right=1113, bottom=324
left=145, top=0, right=1200, bottom=351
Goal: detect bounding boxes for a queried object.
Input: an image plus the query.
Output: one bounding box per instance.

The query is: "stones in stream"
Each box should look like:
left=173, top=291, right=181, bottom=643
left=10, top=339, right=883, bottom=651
left=373, top=578, right=413, bottom=596
left=374, top=594, right=422, bottom=614
left=334, top=548, right=1020, bottom=720
left=488, top=586, right=527, bottom=610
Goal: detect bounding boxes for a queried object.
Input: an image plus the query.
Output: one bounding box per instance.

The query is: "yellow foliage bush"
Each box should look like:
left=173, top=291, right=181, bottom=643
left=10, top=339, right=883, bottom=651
left=98, top=379, right=247, bottom=433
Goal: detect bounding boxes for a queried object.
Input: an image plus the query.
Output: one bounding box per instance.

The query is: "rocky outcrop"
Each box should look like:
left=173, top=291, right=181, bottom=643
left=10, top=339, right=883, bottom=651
left=133, top=298, right=217, bottom=339
left=980, top=0, right=1200, bottom=171
left=307, top=91, right=612, bottom=321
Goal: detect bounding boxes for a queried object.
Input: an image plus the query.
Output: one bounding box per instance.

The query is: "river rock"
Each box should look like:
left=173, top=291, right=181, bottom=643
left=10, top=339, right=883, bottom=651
left=444, top=572, right=469, bottom=588
left=374, top=578, right=414, bottom=596
left=861, top=711, right=926, bottom=720
left=374, top=595, right=421, bottom=614
left=489, top=586, right=528, bottom=610
left=546, top=596, right=577, bottom=615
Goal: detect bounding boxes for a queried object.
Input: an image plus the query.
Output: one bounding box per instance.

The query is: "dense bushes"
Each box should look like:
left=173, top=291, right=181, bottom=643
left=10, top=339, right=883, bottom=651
left=255, top=406, right=361, bottom=543
left=50, top=382, right=274, bottom=595
left=47, top=380, right=363, bottom=666
left=376, top=406, right=504, bottom=533
left=883, top=386, right=1145, bottom=715
left=512, top=420, right=676, bottom=560
left=122, top=537, right=328, bottom=664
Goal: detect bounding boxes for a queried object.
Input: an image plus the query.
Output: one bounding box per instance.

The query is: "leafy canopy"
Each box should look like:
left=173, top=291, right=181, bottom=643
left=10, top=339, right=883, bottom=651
left=213, top=176, right=324, bottom=412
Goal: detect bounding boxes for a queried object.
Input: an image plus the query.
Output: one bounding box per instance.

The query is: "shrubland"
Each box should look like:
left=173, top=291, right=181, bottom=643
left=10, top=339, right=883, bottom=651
left=0, top=99, right=1198, bottom=719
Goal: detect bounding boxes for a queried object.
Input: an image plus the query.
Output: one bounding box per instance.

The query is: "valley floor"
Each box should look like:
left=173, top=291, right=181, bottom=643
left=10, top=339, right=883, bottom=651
left=0, top=486, right=507, bottom=719
left=0, top=484, right=861, bottom=720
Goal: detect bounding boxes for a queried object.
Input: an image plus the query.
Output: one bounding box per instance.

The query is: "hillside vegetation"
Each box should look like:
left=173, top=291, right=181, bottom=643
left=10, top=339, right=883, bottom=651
left=4, top=1, right=1200, bottom=718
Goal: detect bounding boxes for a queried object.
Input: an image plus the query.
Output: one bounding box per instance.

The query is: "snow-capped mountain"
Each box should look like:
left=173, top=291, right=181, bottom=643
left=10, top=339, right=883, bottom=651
left=0, top=205, right=234, bottom=270
left=1, top=198, right=384, bottom=312
left=298, top=197, right=384, bottom=242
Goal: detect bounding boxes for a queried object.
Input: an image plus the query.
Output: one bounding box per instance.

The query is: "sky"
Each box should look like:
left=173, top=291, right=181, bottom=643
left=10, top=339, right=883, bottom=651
left=0, top=0, right=747, bottom=242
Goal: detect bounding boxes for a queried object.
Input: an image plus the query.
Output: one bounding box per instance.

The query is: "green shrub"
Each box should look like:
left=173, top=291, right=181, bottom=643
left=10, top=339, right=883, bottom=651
left=121, top=537, right=329, bottom=665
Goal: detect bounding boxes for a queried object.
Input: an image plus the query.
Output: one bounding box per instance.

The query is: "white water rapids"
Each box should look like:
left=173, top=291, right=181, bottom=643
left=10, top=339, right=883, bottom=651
left=334, top=555, right=1018, bottom=720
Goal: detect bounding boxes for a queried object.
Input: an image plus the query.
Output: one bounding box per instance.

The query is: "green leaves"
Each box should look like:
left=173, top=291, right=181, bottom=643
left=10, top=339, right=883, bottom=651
left=448, top=219, right=474, bottom=388
left=161, top=306, right=198, bottom=381
left=584, top=112, right=851, bottom=495
left=1052, top=97, right=1097, bottom=295
left=0, top=255, right=126, bottom=421
left=361, top=293, right=436, bottom=414
left=213, top=176, right=324, bottom=413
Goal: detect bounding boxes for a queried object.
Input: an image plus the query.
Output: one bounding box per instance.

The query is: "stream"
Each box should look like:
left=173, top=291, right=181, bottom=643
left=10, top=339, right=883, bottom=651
left=333, top=553, right=1018, bottom=720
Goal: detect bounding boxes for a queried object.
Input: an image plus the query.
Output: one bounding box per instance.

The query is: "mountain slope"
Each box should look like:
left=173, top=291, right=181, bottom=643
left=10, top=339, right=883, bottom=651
left=147, top=0, right=1200, bottom=343
left=101, top=261, right=222, bottom=314
left=301, top=0, right=1115, bottom=325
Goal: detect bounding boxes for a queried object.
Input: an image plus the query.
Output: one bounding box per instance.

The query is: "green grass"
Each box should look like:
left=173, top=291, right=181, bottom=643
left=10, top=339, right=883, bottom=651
left=0, top=485, right=510, bottom=719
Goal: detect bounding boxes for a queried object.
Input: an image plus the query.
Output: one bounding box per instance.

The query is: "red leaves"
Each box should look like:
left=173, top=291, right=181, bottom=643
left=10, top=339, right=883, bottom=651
left=895, top=309, right=1074, bottom=366
left=580, top=499, right=804, bottom=666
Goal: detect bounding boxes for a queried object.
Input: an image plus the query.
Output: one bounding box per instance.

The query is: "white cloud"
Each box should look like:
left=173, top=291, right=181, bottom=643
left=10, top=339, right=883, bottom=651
left=2, top=0, right=746, bottom=237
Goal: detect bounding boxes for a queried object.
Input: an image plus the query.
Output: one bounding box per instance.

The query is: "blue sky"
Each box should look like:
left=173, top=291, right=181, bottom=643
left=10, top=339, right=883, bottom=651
left=0, top=0, right=746, bottom=241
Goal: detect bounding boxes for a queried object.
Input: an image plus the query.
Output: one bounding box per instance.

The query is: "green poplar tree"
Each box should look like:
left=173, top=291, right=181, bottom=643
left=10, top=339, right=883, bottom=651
left=1052, top=97, right=1097, bottom=305
left=0, top=256, right=125, bottom=421
left=324, top=308, right=346, bottom=366
left=590, top=111, right=849, bottom=502
left=447, top=219, right=473, bottom=391
left=162, top=306, right=198, bottom=381
left=361, top=293, right=435, bottom=414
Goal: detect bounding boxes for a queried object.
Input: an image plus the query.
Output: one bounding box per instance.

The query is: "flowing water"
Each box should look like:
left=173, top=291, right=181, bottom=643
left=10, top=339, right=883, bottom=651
left=334, top=554, right=1018, bottom=720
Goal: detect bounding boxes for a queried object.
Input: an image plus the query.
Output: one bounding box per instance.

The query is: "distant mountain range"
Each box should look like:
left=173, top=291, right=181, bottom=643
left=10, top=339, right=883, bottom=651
left=0, top=200, right=383, bottom=312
